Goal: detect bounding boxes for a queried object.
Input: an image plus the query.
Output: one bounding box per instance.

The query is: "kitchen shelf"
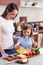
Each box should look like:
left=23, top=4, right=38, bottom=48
left=20, top=5, right=43, bottom=8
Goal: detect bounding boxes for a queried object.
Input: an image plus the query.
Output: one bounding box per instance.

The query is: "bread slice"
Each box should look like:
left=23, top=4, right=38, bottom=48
left=16, top=47, right=25, bottom=54
left=18, top=54, right=26, bottom=58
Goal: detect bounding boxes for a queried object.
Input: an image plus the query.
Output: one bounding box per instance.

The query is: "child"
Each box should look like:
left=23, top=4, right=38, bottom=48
left=14, top=23, right=37, bottom=49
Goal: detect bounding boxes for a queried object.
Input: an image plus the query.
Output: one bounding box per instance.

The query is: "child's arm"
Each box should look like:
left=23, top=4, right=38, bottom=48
left=14, top=37, right=23, bottom=50
left=32, top=42, right=38, bottom=48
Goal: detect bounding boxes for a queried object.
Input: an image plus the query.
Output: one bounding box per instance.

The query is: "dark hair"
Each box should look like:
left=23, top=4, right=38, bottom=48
left=1, top=2, right=19, bottom=18
left=21, top=23, right=33, bottom=37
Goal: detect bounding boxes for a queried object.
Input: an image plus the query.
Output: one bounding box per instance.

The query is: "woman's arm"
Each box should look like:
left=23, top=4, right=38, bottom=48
left=13, top=36, right=20, bottom=40
left=0, top=26, right=8, bottom=58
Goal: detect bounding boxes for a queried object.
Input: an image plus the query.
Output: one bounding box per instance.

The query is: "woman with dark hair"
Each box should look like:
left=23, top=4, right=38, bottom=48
left=2, top=2, right=19, bottom=19
left=0, top=2, right=19, bottom=58
left=14, top=23, right=37, bottom=50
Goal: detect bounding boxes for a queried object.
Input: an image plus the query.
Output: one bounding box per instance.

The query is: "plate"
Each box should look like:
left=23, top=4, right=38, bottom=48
left=15, top=58, right=28, bottom=64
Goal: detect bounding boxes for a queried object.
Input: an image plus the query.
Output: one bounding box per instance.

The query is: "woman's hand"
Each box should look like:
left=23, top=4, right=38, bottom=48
left=13, top=36, right=20, bottom=40
left=2, top=53, right=8, bottom=59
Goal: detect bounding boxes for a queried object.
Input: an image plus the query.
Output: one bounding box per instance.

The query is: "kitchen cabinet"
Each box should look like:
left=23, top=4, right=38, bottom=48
left=0, top=0, right=20, bottom=6
left=38, top=29, right=43, bottom=47
left=33, top=29, right=43, bottom=47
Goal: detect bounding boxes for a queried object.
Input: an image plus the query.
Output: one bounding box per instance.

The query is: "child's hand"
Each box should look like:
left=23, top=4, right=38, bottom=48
left=14, top=43, right=21, bottom=50
left=16, top=45, right=21, bottom=50
left=33, top=42, right=38, bottom=48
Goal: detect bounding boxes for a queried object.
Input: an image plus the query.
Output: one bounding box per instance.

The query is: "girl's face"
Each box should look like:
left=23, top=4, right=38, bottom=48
left=6, top=9, right=18, bottom=20
left=23, top=28, right=31, bottom=37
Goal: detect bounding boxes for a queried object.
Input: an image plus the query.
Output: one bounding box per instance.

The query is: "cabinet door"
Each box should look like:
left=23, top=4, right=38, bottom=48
left=0, top=0, right=20, bottom=6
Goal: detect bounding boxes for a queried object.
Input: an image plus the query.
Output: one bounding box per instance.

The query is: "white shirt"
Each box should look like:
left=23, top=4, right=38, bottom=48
left=0, top=16, right=14, bottom=49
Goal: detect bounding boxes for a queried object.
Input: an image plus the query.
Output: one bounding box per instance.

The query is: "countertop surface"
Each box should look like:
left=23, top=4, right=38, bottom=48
left=0, top=54, right=43, bottom=65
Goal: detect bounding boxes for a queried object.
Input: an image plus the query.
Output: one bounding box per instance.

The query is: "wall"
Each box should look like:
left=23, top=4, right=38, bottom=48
left=0, top=5, right=43, bottom=23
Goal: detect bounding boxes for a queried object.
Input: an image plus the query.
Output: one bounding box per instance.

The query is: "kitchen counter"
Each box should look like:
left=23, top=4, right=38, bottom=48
left=0, top=54, right=43, bottom=65
left=38, top=29, right=43, bottom=34
left=33, top=29, right=43, bottom=34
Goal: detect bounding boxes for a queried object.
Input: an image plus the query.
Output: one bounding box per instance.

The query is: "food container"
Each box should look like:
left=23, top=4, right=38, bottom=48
left=26, top=2, right=32, bottom=6
left=20, top=1, right=25, bottom=6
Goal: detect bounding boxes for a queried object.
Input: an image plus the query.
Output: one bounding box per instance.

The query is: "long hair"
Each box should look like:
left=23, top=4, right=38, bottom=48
left=1, top=2, right=19, bottom=19
left=21, top=23, right=33, bottom=37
